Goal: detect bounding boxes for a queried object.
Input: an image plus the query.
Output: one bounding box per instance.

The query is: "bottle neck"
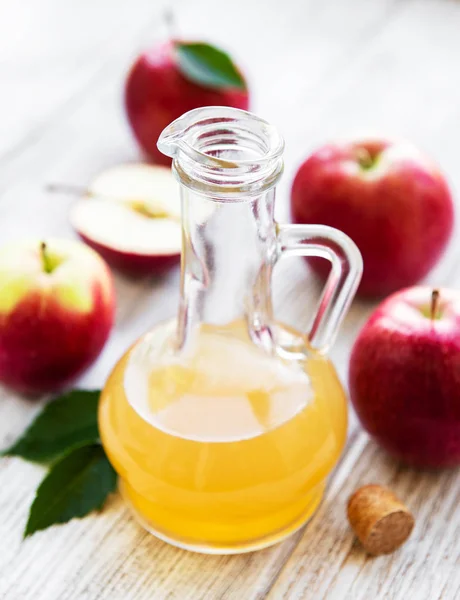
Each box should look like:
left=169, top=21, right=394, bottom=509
left=175, top=186, right=277, bottom=352
left=157, top=107, right=285, bottom=352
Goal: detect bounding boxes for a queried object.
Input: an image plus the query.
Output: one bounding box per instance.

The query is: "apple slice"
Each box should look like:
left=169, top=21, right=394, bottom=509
left=71, top=164, right=182, bottom=277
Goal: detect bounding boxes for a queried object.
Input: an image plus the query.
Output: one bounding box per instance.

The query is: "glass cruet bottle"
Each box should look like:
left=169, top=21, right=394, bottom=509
left=98, top=106, right=362, bottom=554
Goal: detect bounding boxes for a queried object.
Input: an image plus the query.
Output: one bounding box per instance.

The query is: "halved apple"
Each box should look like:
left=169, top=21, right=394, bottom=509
left=70, top=164, right=182, bottom=277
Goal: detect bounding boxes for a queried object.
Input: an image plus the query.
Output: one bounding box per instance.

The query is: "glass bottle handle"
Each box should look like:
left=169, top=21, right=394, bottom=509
left=275, top=224, right=362, bottom=354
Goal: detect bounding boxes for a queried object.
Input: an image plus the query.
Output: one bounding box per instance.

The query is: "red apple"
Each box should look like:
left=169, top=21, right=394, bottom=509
left=71, top=164, right=183, bottom=277
left=0, top=239, right=115, bottom=396
left=349, top=286, right=460, bottom=468
left=291, top=140, right=454, bottom=297
left=125, top=41, right=249, bottom=165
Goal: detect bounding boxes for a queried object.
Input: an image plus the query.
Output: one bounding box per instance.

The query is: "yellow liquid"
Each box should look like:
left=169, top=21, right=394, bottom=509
left=99, top=320, right=347, bottom=553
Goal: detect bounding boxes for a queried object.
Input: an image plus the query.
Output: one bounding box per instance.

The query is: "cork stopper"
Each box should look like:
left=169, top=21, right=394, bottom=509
left=347, top=484, right=415, bottom=556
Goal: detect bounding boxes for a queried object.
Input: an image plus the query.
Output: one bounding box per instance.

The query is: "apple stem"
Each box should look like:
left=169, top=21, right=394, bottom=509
left=46, top=183, right=89, bottom=196
left=40, top=242, right=53, bottom=274
left=46, top=182, right=181, bottom=222
left=431, top=289, right=440, bottom=320
left=164, top=7, right=177, bottom=39
left=355, top=148, right=374, bottom=170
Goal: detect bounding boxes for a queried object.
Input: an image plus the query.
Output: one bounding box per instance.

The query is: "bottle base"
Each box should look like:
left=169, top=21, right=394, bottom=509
left=119, top=480, right=325, bottom=555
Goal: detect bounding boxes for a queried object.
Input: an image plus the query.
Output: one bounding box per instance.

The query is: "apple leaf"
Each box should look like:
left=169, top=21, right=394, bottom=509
left=2, top=390, right=100, bottom=464
left=24, top=444, right=117, bottom=538
left=174, top=42, right=246, bottom=91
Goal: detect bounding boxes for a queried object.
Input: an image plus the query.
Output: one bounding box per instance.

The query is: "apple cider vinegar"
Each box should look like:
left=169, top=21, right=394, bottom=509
left=99, top=107, right=362, bottom=552
left=99, top=319, right=348, bottom=552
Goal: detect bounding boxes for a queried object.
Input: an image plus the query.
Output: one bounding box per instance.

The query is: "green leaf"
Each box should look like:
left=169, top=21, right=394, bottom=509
left=24, top=444, right=117, bottom=537
left=2, top=390, right=100, bottom=464
left=174, top=42, right=246, bottom=91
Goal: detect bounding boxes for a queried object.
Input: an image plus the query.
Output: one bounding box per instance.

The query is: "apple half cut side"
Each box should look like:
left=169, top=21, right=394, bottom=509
left=70, top=164, right=182, bottom=277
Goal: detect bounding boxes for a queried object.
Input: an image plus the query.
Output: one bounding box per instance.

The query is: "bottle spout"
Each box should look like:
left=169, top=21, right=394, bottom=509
left=158, top=106, right=248, bottom=162
left=157, top=107, right=285, bottom=198
left=157, top=111, right=192, bottom=160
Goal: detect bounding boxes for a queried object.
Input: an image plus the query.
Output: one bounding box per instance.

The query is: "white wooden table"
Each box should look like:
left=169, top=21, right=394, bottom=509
left=1, top=1, right=460, bottom=598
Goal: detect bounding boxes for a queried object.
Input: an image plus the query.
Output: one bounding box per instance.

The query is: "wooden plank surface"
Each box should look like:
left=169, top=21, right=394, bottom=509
left=1, top=0, right=460, bottom=598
